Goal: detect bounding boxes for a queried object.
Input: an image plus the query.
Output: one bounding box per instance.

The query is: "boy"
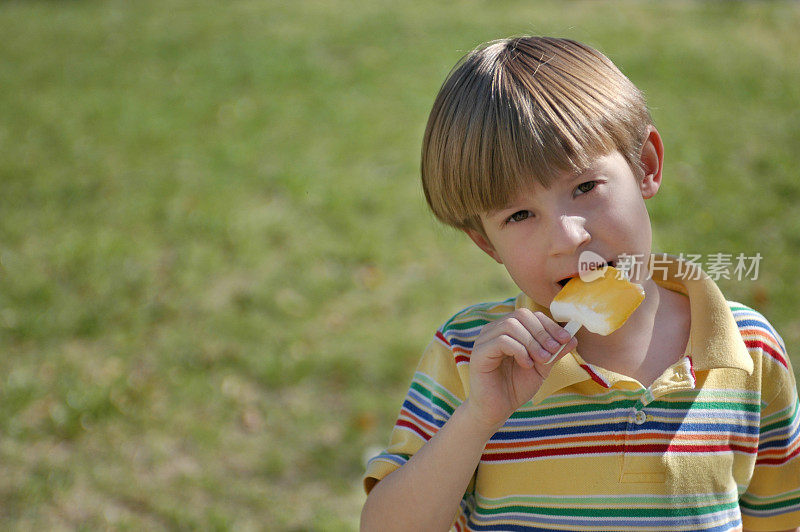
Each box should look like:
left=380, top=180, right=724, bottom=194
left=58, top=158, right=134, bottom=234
left=361, top=36, right=800, bottom=531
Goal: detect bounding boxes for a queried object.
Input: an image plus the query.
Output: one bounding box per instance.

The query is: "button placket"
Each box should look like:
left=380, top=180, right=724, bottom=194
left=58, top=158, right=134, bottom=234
left=620, top=393, right=646, bottom=476
left=622, top=400, right=645, bottom=454
left=619, top=400, right=664, bottom=483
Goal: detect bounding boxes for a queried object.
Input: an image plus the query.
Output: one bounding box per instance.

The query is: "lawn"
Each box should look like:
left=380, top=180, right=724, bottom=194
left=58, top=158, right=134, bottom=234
left=1, top=0, right=799, bottom=529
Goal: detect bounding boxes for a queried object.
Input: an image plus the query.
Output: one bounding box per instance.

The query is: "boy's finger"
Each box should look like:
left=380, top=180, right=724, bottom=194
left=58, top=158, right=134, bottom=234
left=515, top=310, right=566, bottom=353
left=483, top=316, right=537, bottom=353
left=533, top=311, right=574, bottom=343
left=545, top=337, right=578, bottom=364
left=500, top=315, right=557, bottom=364
left=493, top=334, right=535, bottom=369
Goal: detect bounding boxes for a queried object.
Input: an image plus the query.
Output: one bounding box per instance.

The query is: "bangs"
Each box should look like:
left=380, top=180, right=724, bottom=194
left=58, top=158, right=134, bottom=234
left=421, top=37, right=651, bottom=230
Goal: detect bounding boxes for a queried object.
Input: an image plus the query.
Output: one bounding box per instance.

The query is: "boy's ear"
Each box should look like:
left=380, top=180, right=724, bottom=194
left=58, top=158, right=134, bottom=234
left=639, top=126, right=664, bottom=200
left=464, top=228, right=503, bottom=264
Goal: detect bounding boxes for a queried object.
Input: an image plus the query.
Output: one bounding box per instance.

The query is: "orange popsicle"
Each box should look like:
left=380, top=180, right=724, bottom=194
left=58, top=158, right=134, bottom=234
left=546, top=265, right=645, bottom=362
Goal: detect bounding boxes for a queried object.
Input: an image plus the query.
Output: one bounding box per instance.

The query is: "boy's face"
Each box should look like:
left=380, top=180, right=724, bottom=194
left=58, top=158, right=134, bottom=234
left=466, top=129, right=663, bottom=308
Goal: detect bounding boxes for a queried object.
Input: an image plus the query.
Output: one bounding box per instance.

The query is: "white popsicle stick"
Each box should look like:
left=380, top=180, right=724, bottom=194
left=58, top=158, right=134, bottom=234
left=546, top=320, right=581, bottom=364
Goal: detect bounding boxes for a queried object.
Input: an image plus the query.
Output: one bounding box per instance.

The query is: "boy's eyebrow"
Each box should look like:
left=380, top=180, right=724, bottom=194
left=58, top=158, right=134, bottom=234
left=482, top=207, right=508, bottom=220
left=486, top=203, right=512, bottom=214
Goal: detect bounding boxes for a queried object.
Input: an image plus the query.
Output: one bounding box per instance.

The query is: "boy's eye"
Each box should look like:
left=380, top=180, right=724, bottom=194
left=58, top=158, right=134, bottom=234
left=506, top=210, right=533, bottom=223
left=575, top=181, right=597, bottom=196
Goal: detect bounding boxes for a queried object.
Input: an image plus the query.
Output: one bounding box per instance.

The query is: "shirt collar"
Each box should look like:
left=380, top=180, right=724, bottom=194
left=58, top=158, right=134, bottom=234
left=517, top=254, right=753, bottom=404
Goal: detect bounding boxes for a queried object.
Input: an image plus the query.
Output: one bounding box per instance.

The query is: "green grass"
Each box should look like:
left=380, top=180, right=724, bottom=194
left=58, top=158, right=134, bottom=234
left=1, top=0, right=799, bottom=529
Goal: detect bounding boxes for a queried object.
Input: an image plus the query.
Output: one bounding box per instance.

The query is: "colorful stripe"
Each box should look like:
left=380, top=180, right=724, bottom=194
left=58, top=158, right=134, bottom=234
left=481, top=388, right=761, bottom=463
left=732, top=305, right=789, bottom=369
left=757, top=395, right=800, bottom=466
left=438, top=299, right=516, bottom=365
left=740, top=487, right=800, bottom=519
left=467, top=491, right=742, bottom=531
left=579, top=363, right=610, bottom=388
left=395, top=372, right=461, bottom=441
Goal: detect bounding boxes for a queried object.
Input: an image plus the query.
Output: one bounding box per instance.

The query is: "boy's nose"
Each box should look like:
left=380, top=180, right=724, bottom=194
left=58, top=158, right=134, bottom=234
left=548, top=214, right=591, bottom=256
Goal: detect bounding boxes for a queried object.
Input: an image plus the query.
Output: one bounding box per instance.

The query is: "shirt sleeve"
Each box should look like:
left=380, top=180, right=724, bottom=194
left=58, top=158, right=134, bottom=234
left=739, top=319, right=800, bottom=531
left=363, top=334, right=468, bottom=494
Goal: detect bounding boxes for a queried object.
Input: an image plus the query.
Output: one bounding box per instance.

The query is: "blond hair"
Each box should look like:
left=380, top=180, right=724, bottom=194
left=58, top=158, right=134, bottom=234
left=421, top=36, right=653, bottom=232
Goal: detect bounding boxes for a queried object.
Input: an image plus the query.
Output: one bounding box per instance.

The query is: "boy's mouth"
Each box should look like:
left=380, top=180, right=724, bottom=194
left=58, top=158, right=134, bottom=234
left=557, top=260, right=615, bottom=287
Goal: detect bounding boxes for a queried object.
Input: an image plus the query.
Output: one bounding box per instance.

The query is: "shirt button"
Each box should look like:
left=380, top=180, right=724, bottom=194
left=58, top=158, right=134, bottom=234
left=634, top=411, right=647, bottom=425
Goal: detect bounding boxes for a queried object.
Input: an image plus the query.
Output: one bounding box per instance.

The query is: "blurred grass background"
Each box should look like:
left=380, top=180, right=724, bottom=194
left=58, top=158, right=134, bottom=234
left=1, top=0, right=799, bottom=529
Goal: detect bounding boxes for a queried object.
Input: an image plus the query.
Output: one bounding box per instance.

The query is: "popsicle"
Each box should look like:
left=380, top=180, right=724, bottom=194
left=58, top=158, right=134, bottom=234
left=546, top=265, right=645, bottom=363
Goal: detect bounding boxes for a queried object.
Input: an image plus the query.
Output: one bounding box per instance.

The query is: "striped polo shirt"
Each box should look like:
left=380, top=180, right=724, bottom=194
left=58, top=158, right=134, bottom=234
left=364, top=257, right=800, bottom=531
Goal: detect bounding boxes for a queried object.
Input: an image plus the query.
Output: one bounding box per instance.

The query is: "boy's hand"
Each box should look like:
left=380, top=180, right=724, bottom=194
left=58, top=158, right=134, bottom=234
left=465, top=309, right=577, bottom=433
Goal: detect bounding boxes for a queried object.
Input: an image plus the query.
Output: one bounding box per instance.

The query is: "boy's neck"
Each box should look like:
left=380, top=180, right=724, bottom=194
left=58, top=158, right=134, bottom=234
left=572, top=278, right=691, bottom=387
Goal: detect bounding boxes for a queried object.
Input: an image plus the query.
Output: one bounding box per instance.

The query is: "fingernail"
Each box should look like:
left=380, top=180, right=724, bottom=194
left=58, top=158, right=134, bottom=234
left=556, top=329, right=572, bottom=342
